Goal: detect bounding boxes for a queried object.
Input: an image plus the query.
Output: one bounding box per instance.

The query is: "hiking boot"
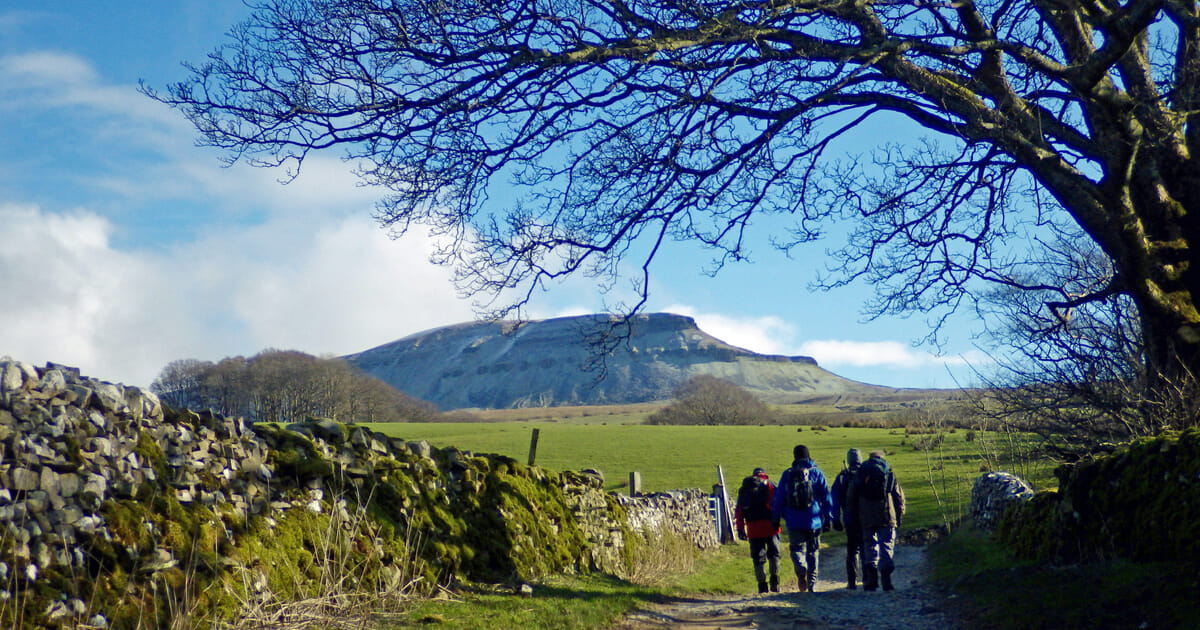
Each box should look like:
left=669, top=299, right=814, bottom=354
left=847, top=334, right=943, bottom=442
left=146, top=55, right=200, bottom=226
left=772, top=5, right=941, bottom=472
left=881, top=569, right=894, bottom=592
left=795, top=568, right=807, bottom=592
left=863, top=566, right=878, bottom=591
left=846, top=577, right=857, bottom=590
left=769, top=576, right=780, bottom=593
left=757, top=581, right=769, bottom=594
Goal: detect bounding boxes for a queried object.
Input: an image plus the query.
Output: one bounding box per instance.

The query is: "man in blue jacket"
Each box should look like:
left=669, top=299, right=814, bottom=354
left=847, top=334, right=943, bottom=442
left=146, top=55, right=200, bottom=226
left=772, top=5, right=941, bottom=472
left=771, top=444, right=833, bottom=593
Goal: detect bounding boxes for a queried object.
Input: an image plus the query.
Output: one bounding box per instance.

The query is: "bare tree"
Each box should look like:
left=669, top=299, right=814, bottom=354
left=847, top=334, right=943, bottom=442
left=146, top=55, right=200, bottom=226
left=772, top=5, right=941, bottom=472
left=149, top=1, right=1200, bottom=414
left=150, top=350, right=440, bottom=423
left=150, top=358, right=212, bottom=409
left=647, top=375, right=773, bottom=425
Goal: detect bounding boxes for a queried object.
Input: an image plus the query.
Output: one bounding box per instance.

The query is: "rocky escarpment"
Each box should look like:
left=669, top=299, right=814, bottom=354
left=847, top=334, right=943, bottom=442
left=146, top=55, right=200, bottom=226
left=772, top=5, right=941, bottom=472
left=0, top=359, right=718, bottom=629
left=345, top=312, right=885, bottom=409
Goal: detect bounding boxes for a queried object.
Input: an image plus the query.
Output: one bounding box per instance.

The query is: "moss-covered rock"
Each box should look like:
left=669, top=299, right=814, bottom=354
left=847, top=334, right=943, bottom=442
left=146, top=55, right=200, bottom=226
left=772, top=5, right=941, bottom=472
left=0, top=361, right=718, bottom=630
left=998, top=428, right=1200, bottom=563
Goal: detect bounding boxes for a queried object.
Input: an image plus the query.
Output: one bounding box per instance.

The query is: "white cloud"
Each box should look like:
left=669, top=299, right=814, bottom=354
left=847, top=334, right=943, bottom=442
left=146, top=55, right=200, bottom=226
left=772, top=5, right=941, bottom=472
left=0, top=201, right=474, bottom=388
left=0, top=51, right=97, bottom=85
left=0, top=51, right=170, bottom=124
left=660, top=304, right=798, bottom=355
left=0, top=203, right=161, bottom=384
left=0, top=51, right=478, bottom=387
left=796, top=339, right=980, bottom=369
left=180, top=212, right=474, bottom=357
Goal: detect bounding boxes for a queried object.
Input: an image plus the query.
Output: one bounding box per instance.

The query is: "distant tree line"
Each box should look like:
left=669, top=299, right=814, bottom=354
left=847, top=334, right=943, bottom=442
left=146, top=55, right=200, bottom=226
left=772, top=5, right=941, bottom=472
left=646, top=375, right=776, bottom=426
left=150, top=349, right=440, bottom=424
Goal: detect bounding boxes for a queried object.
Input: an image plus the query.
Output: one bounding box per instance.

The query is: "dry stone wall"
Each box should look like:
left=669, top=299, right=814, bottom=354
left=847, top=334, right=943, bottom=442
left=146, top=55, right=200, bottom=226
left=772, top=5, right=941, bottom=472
left=997, top=428, right=1200, bottom=564
left=0, top=359, right=718, bottom=629
left=970, top=471, right=1035, bottom=531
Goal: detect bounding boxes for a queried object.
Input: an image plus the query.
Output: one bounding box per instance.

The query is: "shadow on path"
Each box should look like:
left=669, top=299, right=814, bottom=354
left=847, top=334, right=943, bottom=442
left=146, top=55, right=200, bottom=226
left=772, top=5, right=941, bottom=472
left=614, top=545, right=960, bottom=630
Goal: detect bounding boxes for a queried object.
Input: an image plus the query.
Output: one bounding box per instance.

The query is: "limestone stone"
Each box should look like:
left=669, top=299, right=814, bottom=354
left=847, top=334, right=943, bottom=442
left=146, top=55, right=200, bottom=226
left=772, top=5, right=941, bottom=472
left=58, top=473, right=80, bottom=498
left=408, top=440, right=433, bottom=460
left=25, top=491, right=50, bottom=514
left=971, top=471, right=1035, bottom=531
left=10, top=467, right=39, bottom=491
left=81, top=474, right=107, bottom=501
left=92, top=383, right=125, bottom=413
left=39, top=468, right=59, bottom=494
left=0, top=362, right=24, bottom=393
left=38, top=370, right=67, bottom=396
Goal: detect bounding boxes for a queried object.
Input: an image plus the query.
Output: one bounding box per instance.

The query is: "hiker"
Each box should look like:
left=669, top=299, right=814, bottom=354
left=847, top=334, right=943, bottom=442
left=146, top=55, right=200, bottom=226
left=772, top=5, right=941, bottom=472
left=735, top=467, right=781, bottom=594
left=830, top=448, right=864, bottom=589
left=847, top=450, right=906, bottom=591
left=771, top=444, right=833, bottom=593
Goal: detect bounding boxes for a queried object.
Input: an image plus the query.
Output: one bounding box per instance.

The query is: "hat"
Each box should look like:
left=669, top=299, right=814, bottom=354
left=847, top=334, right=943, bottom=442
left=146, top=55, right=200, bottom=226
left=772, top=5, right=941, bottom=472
left=846, top=448, right=862, bottom=466
left=753, top=467, right=767, bottom=478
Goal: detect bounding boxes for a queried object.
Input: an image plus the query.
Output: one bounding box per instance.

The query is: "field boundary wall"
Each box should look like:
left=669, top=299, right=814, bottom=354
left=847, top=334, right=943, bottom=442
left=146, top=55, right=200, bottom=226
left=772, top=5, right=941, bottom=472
left=0, top=359, right=718, bottom=628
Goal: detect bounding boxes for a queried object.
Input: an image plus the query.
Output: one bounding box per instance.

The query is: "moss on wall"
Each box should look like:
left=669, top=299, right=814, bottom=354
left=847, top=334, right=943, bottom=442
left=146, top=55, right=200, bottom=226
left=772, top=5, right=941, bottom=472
left=998, top=428, right=1200, bottom=564
left=0, top=366, right=710, bottom=630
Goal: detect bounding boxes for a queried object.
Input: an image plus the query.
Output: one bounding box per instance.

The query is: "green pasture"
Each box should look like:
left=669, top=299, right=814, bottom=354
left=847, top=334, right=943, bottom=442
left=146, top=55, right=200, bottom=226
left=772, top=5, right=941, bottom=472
left=365, top=422, right=1052, bottom=531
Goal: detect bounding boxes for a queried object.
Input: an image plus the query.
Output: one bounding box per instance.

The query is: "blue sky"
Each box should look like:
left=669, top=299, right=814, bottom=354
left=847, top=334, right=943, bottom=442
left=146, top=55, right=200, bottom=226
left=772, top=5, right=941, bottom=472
left=0, top=2, right=991, bottom=391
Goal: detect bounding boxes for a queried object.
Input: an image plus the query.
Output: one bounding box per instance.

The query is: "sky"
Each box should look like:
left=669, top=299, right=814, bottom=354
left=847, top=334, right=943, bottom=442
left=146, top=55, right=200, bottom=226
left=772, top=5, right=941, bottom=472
left=0, top=2, right=993, bottom=392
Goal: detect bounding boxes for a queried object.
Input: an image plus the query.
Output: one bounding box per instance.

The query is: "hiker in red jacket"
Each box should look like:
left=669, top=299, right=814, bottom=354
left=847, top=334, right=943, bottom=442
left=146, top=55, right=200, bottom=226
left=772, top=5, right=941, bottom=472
left=736, top=467, right=782, bottom=593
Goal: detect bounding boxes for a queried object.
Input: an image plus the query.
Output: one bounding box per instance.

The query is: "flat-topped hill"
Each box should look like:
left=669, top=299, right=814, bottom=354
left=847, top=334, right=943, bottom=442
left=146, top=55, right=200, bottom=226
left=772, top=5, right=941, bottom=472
left=344, top=312, right=907, bottom=410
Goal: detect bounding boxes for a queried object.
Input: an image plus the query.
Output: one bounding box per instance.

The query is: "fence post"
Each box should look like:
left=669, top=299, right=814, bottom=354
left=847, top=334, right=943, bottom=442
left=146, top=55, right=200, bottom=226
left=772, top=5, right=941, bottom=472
left=716, top=465, right=736, bottom=543
left=628, top=471, right=642, bottom=495
left=527, top=428, right=540, bottom=466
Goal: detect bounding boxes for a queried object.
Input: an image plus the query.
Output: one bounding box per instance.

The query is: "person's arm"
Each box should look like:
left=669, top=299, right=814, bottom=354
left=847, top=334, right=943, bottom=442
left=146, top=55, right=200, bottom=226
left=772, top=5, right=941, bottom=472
left=830, top=473, right=845, bottom=530
left=818, top=471, right=834, bottom=527
left=771, top=470, right=787, bottom=525
left=892, top=479, right=906, bottom=523
left=830, top=474, right=842, bottom=520
left=845, top=472, right=857, bottom=513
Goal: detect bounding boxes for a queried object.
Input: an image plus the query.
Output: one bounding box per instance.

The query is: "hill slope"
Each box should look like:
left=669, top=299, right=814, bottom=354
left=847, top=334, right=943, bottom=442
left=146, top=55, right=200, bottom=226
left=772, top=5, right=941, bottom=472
left=344, top=312, right=907, bottom=410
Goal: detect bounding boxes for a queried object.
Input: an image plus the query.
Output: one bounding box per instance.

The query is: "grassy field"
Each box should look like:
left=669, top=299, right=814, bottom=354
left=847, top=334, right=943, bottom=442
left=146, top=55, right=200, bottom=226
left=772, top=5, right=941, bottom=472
left=359, top=416, right=1063, bottom=629
left=365, top=421, right=1054, bottom=532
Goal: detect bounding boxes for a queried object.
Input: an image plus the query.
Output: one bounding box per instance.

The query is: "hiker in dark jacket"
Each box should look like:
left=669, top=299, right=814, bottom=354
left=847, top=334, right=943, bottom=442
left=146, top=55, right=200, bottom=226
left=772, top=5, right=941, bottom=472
left=830, top=448, right=864, bottom=589
left=846, top=450, right=906, bottom=591
left=770, top=444, right=833, bottom=593
left=735, top=467, right=781, bottom=593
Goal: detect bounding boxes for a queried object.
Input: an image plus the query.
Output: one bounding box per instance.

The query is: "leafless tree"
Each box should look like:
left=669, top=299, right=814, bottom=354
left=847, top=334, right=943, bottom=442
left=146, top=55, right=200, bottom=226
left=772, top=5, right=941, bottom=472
left=151, top=349, right=440, bottom=423
left=971, top=225, right=1200, bottom=456
left=150, top=358, right=213, bottom=409
left=647, top=375, right=774, bottom=425
left=149, top=1, right=1200, bottom=416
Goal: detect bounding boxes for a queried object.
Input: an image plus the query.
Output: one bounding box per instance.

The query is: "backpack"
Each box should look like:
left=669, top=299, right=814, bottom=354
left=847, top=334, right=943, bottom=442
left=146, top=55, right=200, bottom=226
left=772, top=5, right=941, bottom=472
left=834, top=467, right=856, bottom=507
left=786, top=463, right=814, bottom=510
left=858, top=457, right=889, bottom=501
left=737, top=476, right=772, bottom=521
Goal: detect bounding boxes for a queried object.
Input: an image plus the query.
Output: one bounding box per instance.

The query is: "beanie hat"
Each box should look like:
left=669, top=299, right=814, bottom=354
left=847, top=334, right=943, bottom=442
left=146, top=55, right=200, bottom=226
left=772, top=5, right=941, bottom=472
left=793, top=444, right=810, bottom=461
left=753, top=467, right=767, bottom=477
left=846, top=448, right=862, bottom=467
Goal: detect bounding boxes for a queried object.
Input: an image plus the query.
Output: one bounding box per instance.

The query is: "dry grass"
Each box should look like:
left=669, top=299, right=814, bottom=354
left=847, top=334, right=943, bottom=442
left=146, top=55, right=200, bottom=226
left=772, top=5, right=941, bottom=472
left=624, top=530, right=700, bottom=586
left=217, top=496, right=430, bottom=630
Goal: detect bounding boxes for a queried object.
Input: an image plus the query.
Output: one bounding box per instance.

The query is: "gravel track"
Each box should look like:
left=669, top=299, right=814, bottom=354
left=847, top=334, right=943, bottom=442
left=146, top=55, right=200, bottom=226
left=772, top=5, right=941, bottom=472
left=614, top=545, right=960, bottom=630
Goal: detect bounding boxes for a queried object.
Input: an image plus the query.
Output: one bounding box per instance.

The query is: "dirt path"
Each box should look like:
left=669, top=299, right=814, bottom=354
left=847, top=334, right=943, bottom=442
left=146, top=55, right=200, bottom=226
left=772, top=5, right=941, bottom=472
left=614, top=545, right=959, bottom=630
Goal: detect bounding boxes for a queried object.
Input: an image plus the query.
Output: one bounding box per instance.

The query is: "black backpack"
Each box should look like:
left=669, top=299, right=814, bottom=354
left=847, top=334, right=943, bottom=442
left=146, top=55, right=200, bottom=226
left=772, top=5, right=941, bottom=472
left=858, top=457, right=889, bottom=501
left=834, top=467, right=856, bottom=507
left=786, top=463, right=814, bottom=510
left=738, top=476, right=772, bottom=521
